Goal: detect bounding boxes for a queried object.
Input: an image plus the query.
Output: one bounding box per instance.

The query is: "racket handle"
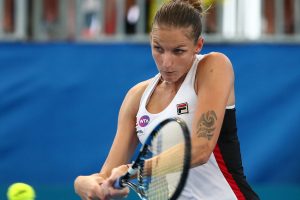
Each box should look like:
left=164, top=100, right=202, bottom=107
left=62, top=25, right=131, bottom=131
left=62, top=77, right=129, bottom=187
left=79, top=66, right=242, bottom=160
left=113, top=177, right=124, bottom=189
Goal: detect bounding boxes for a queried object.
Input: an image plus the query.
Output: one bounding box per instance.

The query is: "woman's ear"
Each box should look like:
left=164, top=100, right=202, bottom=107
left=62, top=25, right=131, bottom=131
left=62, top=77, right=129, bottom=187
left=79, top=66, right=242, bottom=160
left=195, top=37, right=204, bottom=53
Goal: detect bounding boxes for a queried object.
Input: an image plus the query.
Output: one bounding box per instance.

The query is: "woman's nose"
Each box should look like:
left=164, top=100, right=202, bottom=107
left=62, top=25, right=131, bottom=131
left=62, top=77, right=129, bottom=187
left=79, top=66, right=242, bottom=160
left=162, top=53, right=173, bottom=69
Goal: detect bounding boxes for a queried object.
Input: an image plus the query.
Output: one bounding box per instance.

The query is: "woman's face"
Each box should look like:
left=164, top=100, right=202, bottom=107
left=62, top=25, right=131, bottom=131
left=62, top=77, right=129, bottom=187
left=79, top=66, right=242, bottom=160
left=151, top=25, right=203, bottom=83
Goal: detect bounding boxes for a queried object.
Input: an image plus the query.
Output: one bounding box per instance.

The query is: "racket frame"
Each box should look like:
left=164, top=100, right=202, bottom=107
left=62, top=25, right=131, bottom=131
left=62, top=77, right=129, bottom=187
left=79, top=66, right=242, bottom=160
left=115, top=117, right=191, bottom=200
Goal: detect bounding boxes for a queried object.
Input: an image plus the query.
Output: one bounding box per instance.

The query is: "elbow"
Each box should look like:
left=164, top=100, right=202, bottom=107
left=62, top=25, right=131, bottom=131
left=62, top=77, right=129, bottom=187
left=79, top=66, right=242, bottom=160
left=191, top=144, right=212, bottom=168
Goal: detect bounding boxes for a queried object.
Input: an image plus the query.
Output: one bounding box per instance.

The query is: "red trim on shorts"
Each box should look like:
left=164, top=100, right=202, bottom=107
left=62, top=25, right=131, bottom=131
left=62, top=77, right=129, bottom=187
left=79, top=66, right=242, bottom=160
left=214, top=145, right=246, bottom=200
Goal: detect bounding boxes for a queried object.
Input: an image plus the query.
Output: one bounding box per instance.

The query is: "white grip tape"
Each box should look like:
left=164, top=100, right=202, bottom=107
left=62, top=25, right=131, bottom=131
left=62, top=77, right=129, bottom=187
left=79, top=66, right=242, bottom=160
left=128, top=167, right=138, bottom=175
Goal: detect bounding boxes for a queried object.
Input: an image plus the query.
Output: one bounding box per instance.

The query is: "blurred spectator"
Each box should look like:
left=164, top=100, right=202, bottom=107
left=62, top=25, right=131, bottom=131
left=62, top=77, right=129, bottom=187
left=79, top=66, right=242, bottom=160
left=0, top=0, right=298, bottom=40
left=147, top=0, right=165, bottom=32
left=264, top=0, right=275, bottom=34
left=284, top=0, right=294, bottom=34
left=104, top=0, right=116, bottom=34
left=203, top=0, right=218, bottom=34
left=43, top=0, right=58, bottom=25
left=81, top=0, right=101, bottom=38
left=263, top=0, right=295, bottom=34
left=43, top=0, right=59, bottom=38
left=125, top=0, right=136, bottom=34
left=67, top=0, right=76, bottom=40
left=3, top=0, right=14, bottom=33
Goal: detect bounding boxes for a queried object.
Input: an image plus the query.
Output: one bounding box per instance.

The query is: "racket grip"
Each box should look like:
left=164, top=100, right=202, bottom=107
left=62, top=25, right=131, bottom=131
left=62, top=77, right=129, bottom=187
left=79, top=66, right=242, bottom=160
left=113, top=177, right=124, bottom=189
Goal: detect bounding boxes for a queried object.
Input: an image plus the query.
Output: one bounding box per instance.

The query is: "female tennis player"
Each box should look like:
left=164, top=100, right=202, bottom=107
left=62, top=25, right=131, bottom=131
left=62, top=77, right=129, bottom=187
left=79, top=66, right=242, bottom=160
left=74, top=0, right=260, bottom=199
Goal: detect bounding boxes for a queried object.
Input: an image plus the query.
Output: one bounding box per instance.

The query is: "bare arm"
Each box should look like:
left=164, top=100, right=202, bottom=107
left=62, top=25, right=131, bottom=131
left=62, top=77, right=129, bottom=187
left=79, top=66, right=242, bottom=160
left=99, top=80, right=150, bottom=178
left=74, top=80, right=150, bottom=199
left=191, top=52, right=234, bottom=167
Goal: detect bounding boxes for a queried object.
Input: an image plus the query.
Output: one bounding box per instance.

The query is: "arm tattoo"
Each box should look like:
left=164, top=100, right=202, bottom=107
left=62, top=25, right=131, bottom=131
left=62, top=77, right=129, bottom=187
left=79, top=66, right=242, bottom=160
left=196, top=110, right=217, bottom=140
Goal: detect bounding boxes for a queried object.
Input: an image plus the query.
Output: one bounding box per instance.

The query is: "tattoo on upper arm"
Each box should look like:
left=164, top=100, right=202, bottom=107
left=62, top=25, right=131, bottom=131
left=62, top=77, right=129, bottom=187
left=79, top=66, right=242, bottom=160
left=196, top=110, right=217, bottom=140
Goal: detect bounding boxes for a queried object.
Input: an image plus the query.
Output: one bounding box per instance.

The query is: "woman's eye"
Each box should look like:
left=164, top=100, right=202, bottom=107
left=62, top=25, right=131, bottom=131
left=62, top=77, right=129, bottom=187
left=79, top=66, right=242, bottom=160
left=154, top=46, right=163, bottom=52
left=174, top=49, right=185, bottom=54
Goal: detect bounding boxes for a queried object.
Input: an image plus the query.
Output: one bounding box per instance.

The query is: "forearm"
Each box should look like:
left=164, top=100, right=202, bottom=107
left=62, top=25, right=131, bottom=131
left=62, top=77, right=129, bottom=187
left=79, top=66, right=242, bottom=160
left=144, top=142, right=187, bottom=176
left=143, top=139, right=211, bottom=176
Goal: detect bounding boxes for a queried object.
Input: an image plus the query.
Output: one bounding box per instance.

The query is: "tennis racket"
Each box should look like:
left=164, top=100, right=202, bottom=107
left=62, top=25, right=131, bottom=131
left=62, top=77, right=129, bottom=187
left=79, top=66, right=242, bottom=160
left=114, top=117, right=191, bottom=200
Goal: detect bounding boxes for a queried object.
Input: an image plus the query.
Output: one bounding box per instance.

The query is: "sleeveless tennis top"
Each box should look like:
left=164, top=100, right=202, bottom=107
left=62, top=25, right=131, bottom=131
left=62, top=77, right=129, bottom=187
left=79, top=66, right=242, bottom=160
left=136, top=54, right=259, bottom=200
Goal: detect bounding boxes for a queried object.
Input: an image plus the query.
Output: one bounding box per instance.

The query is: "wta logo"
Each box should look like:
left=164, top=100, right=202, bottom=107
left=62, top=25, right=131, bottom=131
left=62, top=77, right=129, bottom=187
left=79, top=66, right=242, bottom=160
left=139, top=115, right=150, bottom=127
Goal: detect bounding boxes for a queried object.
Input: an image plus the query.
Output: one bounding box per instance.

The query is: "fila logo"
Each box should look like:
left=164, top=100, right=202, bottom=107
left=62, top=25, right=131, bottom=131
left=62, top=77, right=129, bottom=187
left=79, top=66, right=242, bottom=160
left=177, top=102, right=189, bottom=115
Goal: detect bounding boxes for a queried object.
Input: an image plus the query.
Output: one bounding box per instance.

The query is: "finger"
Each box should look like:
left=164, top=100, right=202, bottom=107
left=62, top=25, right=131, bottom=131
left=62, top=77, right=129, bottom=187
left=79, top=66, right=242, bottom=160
left=85, top=194, right=99, bottom=200
left=109, top=186, right=130, bottom=198
left=85, top=183, right=107, bottom=200
left=89, top=198, right=99, bottom=200
left=100, top=181, right=113, bottom=200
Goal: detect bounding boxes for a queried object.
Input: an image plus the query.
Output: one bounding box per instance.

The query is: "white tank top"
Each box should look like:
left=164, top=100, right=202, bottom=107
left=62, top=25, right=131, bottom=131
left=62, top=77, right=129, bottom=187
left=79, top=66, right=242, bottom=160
left=136, top=54, right=238, bottom=200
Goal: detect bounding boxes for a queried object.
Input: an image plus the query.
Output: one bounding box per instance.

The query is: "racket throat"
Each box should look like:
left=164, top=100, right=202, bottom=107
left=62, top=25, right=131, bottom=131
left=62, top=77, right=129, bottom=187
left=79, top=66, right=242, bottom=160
left=124, top=181, right=147, bottom=199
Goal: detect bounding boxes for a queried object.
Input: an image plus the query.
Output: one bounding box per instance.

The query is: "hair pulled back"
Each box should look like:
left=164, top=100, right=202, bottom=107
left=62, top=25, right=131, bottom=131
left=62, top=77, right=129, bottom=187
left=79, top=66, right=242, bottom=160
left=153, top=0, right=203, bottom=43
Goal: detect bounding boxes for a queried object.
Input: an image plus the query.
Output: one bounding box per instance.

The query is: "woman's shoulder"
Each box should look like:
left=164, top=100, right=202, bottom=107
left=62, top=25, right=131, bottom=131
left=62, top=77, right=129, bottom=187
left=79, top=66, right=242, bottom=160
left=121, top=78, right=154, bottom=117
left=124, top=77, right=154, bottom=105
left=195, top=52, right=234, bottom=86
left=201, top=52, right=232, bottom=66
left=198, top=52, right=233, bottom=75
left=128, top=78, right=153, bottom=96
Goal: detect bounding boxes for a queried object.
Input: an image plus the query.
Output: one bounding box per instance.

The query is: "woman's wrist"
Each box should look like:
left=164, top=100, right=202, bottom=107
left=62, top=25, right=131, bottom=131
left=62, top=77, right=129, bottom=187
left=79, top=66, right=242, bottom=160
left=97, top=172, right=108, bottom=180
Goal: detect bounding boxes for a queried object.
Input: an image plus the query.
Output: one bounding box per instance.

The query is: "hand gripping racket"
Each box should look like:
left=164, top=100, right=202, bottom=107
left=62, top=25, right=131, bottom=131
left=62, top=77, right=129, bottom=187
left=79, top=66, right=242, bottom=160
left=114, top=117, right=191, bottom=200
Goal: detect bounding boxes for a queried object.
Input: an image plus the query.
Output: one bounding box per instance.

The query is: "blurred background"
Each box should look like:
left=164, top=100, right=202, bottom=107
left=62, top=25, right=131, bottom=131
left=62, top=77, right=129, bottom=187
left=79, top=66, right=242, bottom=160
left=0, top=0, right=300, bottom=199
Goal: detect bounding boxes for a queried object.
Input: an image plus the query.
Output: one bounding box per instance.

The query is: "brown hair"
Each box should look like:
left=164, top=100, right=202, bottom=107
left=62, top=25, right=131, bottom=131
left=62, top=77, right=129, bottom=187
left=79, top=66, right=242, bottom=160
left=152, top=0, right=203, bottom=43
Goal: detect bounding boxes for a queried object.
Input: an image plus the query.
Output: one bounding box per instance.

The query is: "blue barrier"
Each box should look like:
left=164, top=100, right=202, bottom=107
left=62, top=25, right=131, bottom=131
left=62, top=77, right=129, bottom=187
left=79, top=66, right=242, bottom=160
left=0, top=43, right=300, bottom=198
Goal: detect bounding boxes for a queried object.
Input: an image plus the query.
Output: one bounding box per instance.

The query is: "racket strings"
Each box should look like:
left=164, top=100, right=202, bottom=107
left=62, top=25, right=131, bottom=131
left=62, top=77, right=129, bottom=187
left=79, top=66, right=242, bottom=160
left=150, top=153, right=184, bottom=194
left=144, top=135, right=186, bottom=199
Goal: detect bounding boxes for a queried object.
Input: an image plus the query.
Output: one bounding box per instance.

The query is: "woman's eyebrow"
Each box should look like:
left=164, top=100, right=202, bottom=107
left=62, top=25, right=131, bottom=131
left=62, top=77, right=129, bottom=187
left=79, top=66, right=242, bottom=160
left=174, top=44, right=187, bottom=48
